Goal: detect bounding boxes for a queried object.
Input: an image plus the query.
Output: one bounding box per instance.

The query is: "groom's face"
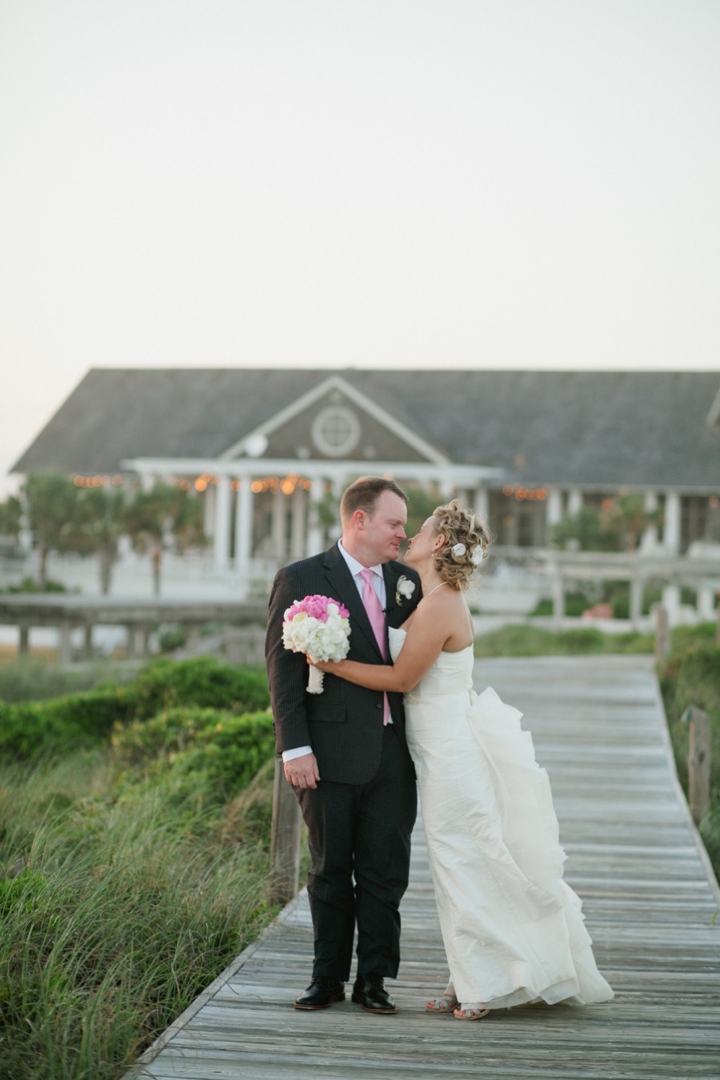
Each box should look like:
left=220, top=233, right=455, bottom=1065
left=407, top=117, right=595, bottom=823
left=362, top=491, right=408, bottom=564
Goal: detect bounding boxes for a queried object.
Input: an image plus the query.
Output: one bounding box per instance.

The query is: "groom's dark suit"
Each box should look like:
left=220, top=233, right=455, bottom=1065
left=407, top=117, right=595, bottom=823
left=265, top=543, right=421, bottom=981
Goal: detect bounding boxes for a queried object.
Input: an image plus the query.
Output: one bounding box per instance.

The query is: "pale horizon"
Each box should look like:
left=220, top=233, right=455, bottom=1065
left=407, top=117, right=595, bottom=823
left=2, top=0, right=719, bottom=495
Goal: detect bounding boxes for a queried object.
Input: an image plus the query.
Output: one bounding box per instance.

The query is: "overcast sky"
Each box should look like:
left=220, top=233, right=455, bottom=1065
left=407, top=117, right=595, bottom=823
left=1, top=0, right=719, bottom=496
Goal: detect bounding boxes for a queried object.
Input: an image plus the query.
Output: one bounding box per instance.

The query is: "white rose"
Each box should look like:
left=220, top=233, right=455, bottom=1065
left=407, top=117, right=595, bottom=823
left=397, top=577, right=415, bottom=598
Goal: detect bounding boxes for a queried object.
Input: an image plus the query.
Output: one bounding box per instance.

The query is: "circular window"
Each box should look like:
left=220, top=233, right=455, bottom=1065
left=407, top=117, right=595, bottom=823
left=311, top=406, right=361, bottom=457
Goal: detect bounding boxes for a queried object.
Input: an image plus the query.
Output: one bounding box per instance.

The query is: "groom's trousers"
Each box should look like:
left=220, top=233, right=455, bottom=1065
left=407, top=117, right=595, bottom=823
left=295, top=723, right=417, bottom=981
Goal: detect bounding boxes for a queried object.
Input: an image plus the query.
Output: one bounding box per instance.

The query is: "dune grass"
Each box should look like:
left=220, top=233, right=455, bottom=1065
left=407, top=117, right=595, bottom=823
left=657, top=630, right=720, bottom=880
left=0, top=750, right=277, bottom=1080
left=474, top=623, right=655, bottom=657
left=0, top=658, right=278, bottom=1080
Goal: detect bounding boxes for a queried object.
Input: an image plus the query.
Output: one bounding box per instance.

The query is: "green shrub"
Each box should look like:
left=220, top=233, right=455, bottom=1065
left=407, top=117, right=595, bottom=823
left=158, top=626, right=188, bottom=652
left=1, top=575, right=67, bottom=594
left=0, top=687, right=139, bottom=758
left=132, top=657, right=269, bottom=717
left=111, top=706, right=275, bottom=801
left=0, top=657, right=270, bottom=761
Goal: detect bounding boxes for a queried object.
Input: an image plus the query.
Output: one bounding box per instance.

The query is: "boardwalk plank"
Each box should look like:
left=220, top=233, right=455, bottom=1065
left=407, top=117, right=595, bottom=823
left=125, top=657, right=720, bottom=1080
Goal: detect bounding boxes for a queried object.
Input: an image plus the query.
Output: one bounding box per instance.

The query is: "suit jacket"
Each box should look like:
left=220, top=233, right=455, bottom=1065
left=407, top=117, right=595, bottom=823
left=265, top=543, right=422, bottom=785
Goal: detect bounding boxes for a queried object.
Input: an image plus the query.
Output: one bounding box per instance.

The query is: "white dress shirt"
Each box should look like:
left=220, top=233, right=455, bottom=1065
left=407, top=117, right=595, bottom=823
left=282, top=541, right=390, bottom=763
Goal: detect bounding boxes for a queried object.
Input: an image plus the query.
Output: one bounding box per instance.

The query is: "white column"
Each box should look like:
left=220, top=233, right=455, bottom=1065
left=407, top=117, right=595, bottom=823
left=567, top=488, right=583, bottom=517
left=662, top=583, right=681, bottom=626
left=18, top=493, right=32, bottom=552
left=203, top=484, right=215, bottom=538
left=473, top=485, right=489, bottom=524
left=214, top=476, right=231, bottom=573
left=307, top=478, right=325, bottom=556
left=58, top=623, right=72, bottom=664
left=663, top=492, right=681, bottom=554
left=641, top=490, right=659, bottom=552
left=272, top=489, right=286, bottom=561
left=291, top=486, right=307, bottom=560
left=235, top=479, right=253, bottom=584
left=546, top=487, right=563, bottom=528
left=698, top=584, right=716, bottom=620
left=440, top=473, right=454, bottom=500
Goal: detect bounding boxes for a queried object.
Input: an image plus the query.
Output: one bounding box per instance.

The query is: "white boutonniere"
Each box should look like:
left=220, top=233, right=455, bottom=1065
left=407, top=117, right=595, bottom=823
left=395, top=575, right=416, bottom=606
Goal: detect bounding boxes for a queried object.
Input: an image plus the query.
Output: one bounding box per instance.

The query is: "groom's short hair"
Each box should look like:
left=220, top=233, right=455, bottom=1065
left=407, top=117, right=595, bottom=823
left=340, top=476, right=408, bottom=523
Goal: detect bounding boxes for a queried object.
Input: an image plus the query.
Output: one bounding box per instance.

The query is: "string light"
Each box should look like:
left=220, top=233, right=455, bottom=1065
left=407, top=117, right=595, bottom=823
left=72, top=475, right=111, bottom=487
left=194, top=473, right=217, bottom=492
left=249, top=475, right=311, bottom=495
left=502, top=485, right=548, bottom=502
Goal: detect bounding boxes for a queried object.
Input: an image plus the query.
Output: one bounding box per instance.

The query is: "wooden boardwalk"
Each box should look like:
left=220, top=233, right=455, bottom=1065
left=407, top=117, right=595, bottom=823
left=126, top=656, right=720, bottom=1080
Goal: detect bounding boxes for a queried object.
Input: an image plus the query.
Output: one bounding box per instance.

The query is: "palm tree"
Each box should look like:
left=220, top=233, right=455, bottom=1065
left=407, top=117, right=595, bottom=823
left=124, top=482, right=205, bottom=596
left=0, top=495, right=22, bottom=542
left=72, top=487, right=127, bottom=594
left=23, top=472, right=82, bottom=587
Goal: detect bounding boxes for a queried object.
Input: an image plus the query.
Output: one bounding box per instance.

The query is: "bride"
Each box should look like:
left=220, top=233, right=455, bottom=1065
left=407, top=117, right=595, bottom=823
left=312, top=500, right=614, bottom=1020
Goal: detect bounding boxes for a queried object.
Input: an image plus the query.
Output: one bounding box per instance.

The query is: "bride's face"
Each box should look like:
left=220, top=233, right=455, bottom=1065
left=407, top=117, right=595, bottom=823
left=406, top=516, right=444, bottom=567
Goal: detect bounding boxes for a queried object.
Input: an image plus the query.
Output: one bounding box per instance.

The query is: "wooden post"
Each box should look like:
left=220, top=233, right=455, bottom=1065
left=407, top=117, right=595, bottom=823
left=630, top=572, right=643, bottom=628
left=552, top=566, right=564, bottom=626
left=654, top=604, right=670, bottom=662
left=83, top=624, right=93, bottom=660
left=58, top=623, right=72, bottom=664
left=716, top=594, right=720, bottom=646
left=682, top=706, right=711, bottom=825
left=270, top=758, right=303, bottom=904
left=18, top=623, right=29, bottom=657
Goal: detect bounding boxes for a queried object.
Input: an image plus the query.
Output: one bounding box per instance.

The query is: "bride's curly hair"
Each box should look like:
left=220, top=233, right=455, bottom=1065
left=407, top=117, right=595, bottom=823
left=431, top=500, right=490, bottom=591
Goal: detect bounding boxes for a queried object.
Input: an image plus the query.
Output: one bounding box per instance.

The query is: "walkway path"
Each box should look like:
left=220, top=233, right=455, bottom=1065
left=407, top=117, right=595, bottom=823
left=126, top=656, right=720, bottom=1080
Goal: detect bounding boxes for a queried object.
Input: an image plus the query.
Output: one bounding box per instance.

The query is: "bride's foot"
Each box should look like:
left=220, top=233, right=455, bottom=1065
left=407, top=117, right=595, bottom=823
left=425, top=992, right=459, bottom=1013
left=454, top=1003, right=490, bottom=1021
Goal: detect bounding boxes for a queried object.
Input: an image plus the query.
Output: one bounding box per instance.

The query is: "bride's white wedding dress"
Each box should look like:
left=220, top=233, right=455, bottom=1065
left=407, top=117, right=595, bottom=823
left=390, top=627, right=613, bottom=1009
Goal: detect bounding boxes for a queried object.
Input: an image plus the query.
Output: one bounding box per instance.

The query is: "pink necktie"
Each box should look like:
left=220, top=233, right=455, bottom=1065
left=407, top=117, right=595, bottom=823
left=360, top=568, right=391, bottom=725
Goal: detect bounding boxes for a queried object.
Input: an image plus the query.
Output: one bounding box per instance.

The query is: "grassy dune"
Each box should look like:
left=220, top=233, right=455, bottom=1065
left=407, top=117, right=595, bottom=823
left=0, top=660, right=277, bottom=1080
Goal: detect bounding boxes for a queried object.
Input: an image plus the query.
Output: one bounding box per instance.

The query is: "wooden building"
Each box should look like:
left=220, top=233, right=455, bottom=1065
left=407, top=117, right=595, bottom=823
left=12, top=368, right=720, bottom=592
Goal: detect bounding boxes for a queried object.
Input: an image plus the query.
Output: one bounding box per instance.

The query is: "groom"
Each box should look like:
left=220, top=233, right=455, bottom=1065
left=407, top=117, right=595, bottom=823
left=265, top=476, right=421, bottom=1014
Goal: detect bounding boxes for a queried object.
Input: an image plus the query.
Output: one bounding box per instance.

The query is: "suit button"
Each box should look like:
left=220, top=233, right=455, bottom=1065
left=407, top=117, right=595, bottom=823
left=375, top=703, right=382, bottom=709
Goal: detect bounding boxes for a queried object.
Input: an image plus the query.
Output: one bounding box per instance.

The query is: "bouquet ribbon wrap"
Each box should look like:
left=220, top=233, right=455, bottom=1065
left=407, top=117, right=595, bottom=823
left=282, top=595, right=351, bottom=694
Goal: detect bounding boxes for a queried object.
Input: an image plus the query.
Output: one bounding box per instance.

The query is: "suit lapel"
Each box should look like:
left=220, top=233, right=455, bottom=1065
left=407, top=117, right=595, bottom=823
left=322, top=544, right=383, bottom=660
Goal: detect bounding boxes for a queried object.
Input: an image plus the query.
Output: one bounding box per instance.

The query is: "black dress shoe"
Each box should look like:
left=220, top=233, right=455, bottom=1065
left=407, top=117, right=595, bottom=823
left=294, top=977, right=345, bottom=1010
left=351, top=975, right=398, bottom=1014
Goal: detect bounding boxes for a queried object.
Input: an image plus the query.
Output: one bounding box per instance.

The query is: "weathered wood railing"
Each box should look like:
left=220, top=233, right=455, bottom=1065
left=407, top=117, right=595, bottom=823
left=654, top=603, right=671, bottom=661
left=683, top=705, right=712, bottom=826
left=269, top=759, right=303, bottom=904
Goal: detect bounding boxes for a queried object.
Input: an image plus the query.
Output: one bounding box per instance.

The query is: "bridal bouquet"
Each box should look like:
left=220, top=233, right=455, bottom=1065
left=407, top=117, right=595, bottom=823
left=283, top=594, right=351, bottom=694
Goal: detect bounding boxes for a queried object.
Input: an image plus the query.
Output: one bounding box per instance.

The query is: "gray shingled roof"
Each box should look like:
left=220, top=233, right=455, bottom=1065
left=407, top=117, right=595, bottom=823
left=12, top=368, right=720, bottom=490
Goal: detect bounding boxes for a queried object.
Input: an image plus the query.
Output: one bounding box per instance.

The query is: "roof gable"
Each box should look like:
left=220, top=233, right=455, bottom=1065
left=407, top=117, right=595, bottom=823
left=219, top=375, right=448, bottom=465
left=11, top=368, right=720, bottom=490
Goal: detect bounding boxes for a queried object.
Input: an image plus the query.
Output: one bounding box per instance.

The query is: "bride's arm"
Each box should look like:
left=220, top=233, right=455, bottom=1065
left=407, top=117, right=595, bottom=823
left=314, top=598, right=454, bottom=693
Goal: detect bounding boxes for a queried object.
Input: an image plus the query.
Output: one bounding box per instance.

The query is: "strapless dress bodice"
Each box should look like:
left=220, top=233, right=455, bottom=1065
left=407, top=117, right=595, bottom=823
left=388, top=625, right=474, bottom=702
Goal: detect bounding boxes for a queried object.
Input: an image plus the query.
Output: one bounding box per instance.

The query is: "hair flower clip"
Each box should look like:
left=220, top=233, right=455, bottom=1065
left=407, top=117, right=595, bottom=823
left=451, top=542, right=466, bottom=558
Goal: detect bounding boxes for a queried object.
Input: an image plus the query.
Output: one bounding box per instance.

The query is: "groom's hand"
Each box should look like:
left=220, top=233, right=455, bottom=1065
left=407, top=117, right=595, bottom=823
left=284, top=752, right=320, bottom=789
